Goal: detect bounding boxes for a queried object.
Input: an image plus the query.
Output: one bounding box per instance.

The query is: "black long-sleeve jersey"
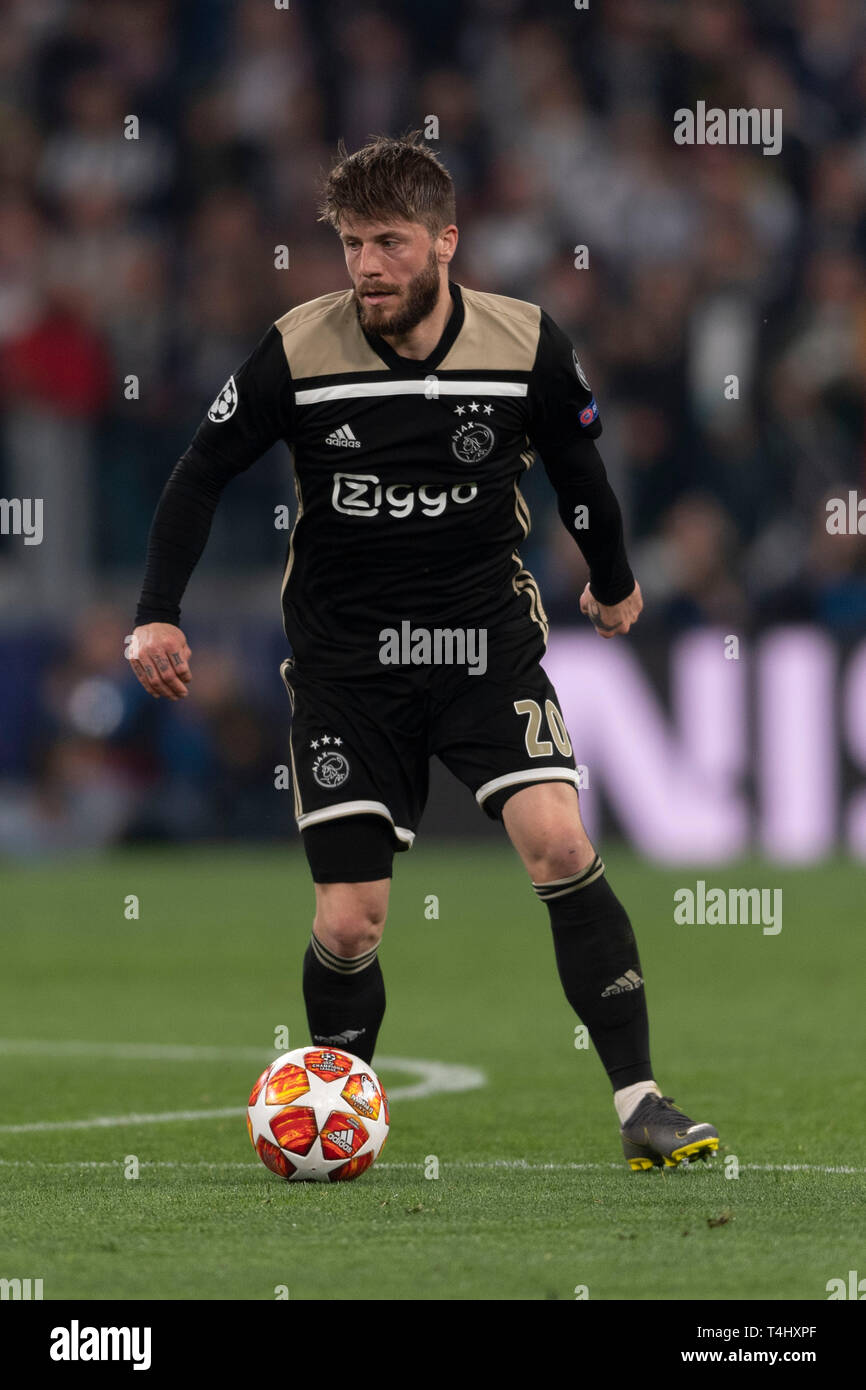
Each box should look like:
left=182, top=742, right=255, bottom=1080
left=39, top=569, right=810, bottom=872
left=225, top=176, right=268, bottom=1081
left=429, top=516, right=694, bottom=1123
left=135, top=280, right=634, bottom=674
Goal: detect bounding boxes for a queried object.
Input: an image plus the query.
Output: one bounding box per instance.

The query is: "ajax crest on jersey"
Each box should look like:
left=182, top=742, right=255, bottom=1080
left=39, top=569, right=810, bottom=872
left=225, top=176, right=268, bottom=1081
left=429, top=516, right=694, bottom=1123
left=207, top=375, right=238, bottom=423
left=247, top=1046, right=390, bottom=1182
left=452, top=420, right=494, bottom=463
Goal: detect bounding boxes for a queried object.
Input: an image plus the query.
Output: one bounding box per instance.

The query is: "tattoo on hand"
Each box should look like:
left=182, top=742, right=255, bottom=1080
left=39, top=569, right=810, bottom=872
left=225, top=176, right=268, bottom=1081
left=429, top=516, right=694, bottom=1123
left=589, top=604, right=619, bottom=632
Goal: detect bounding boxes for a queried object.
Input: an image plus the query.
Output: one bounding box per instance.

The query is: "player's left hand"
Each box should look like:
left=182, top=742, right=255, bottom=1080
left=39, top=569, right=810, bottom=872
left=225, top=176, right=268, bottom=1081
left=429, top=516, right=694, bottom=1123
left=580, top=580, right=643, bottom=638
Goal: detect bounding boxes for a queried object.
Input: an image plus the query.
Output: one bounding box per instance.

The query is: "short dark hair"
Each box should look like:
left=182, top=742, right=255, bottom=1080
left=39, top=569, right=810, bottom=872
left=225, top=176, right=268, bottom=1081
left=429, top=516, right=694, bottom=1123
left=317, top=132, right=456, bottom=238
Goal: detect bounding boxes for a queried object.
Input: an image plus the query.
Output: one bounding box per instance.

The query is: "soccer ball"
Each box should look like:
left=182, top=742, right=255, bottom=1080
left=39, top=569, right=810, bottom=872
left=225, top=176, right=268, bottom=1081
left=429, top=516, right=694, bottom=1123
left=247, top=1046, right=389, bottom=1182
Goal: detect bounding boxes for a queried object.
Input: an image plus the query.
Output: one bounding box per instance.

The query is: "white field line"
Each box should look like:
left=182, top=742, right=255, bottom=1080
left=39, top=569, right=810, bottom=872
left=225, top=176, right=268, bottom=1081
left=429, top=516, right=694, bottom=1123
left=0, top=1041, right=485, bottom=1133
left=0, top=1108, right=244, bottom=1134
left=0, top=1040, right=287, bottom=1063
left=0, top=1041, right=860, bottom=1174
left=0, top=1159, right=863, bottom=1175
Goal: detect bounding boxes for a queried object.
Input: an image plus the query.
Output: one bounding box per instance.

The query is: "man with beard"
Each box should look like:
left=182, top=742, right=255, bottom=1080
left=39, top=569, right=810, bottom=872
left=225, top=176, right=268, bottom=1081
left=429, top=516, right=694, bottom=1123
left=129, top=133, right=718, bottom=1170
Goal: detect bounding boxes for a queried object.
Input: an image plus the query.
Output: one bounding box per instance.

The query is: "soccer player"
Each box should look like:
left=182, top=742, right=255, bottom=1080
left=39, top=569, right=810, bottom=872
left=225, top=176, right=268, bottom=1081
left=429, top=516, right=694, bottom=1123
left=130, top=135, right=718, bottom=1170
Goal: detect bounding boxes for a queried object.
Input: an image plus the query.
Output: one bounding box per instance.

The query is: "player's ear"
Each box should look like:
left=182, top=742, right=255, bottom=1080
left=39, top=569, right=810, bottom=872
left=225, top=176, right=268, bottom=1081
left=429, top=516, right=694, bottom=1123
left=436, top=224, right=458, bottom=262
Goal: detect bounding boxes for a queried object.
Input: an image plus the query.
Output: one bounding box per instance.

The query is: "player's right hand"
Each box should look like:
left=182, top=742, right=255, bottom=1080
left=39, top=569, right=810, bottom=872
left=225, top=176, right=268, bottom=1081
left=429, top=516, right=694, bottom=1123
left=126, top=623, right=192, bottom=700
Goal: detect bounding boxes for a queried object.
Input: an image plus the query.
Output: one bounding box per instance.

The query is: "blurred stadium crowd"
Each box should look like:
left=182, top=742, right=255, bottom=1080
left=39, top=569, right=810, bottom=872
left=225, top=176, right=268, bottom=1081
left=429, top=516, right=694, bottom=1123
left=0, top=0, right=864, bottom=851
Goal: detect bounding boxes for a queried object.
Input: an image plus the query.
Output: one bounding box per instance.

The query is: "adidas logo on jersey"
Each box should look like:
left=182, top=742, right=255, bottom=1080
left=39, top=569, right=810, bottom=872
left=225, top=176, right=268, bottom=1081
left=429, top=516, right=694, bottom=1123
left=325, top=424, right=361, bottom=448
left=601, top=969, right=644, bottom=997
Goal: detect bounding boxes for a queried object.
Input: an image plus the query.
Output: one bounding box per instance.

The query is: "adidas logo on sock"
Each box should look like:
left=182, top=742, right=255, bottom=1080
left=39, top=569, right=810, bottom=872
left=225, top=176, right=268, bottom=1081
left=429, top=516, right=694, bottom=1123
left=325, top=424, right=361, bottom=448
left=601, top=968, right=644, bottom=997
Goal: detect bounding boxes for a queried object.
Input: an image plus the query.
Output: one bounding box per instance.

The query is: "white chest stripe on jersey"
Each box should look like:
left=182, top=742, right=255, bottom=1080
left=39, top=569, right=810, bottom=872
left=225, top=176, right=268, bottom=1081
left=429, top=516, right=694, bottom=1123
left=295, top=379, right=529, bottom=405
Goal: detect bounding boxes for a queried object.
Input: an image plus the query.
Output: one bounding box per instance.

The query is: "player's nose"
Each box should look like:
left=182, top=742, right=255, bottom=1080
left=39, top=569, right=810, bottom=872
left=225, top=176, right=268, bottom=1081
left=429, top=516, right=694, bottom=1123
left=357, top=246, right=383, bottom=278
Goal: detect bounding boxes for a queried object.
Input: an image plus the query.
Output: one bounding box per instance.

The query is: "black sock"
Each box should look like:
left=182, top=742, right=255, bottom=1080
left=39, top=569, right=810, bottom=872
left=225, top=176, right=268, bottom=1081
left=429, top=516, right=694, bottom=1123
left=535, top=855, right=653, bottom=1089
left=302, top=934, right=385, bottom=1064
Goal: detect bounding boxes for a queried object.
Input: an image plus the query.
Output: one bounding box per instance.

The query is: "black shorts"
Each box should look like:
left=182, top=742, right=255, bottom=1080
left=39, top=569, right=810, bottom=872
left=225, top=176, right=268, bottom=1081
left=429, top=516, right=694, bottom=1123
left=280, top=628, right=578, bottom=854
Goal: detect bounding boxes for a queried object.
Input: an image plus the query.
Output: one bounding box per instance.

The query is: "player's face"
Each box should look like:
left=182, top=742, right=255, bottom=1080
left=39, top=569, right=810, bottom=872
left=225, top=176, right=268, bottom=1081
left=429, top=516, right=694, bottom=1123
left=340, top=216, right=444, bottom=337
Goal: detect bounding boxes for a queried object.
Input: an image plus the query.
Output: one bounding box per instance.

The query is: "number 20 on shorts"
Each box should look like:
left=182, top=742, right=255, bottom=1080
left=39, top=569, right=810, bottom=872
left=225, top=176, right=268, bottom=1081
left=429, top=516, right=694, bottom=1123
left=513, top=699, right=573, bottom=758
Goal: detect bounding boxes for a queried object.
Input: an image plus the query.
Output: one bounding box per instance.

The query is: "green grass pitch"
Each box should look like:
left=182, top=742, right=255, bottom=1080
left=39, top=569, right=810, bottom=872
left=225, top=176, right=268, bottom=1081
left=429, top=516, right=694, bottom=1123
left=0, top=842, right=863, bottom=1301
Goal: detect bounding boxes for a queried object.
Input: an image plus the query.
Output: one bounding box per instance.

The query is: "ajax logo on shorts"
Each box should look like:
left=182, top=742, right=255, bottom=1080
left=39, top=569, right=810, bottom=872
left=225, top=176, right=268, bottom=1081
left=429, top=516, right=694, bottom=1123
left=310, top=735, right=350, bottom=790
left=208, top=375, right=238, bottom=423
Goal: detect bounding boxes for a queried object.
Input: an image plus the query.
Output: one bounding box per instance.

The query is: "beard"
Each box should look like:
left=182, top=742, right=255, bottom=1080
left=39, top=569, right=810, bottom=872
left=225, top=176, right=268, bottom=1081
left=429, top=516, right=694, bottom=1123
left=355, top=247, right=442, bottom=338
